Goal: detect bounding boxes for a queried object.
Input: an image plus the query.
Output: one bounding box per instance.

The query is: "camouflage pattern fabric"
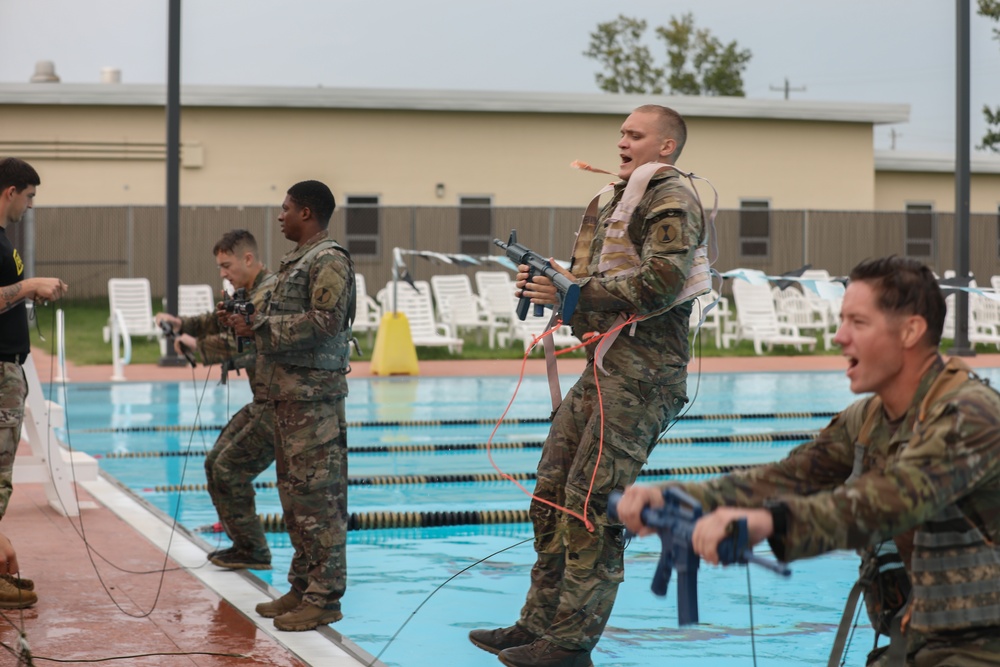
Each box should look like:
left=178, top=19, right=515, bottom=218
left=274, top=398, right=348, bottom=610
left=569, top=171, right=704, bottom=386
left=252, top=230, right=354, bottom=609
left=0, top=361, right=26, bottom=519
left=180, top=268, right=273, bottom=380
left=253, top=231, right=353, bottom=401
left=677, top=356, right=1000, bottom=657
left=204, top=400, right=275, bottom=559
left=518, top=370, right=687, bottom=650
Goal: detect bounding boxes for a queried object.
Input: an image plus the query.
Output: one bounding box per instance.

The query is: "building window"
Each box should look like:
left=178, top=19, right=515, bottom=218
left=739, top=200, right=770, bottom=258
left=458, top=196, right=493, bottom=255
left=905, top=204, right=934, bottom=259
left=345, top=195, right=380, bottom=257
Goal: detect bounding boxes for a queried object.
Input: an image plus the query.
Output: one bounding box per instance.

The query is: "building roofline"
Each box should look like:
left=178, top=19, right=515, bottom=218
left=0, top=83, right=910, bottom=124
left=875, top=150, right=1000, bottom=174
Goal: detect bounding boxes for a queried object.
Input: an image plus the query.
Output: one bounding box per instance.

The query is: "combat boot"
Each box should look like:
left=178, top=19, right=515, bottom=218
left=273, top=601, right=343, bottom=632
left=255, top=589, right=303, bottom=618
left=0, top=576, right=37, bottom=609
left=469, top=624, right=538, bottom=655
left=0, top=573, right=34, bottom=591
left=498, top=638, right=593, bottom=667
left=209, top=547, right=271, bottom=570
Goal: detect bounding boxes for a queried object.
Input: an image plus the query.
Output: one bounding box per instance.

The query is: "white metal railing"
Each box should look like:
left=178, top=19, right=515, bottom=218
left=110, top=307, right=132, bottom=381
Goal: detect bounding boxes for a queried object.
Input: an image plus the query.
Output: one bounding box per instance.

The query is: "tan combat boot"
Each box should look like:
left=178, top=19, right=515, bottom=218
left=0, top=573, right=34, bottom=591
left=0, top=576, right=37, bottom=609
left=254, top=589, right=302, bottom=618
left=273, top=601, right=343, bottom=632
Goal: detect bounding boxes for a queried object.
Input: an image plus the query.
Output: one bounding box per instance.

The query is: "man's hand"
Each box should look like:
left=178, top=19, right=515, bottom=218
left=28, top=277, right=68, bottom=303
left=0, top=531, right=19, bottom=575
left=615, top=484, right=668, bottom=536
left=174, top=333, right=197, bottom=356
left=155, top=312, right=182, bottom=331
left=515, top=259, right=573, bottom=307
left=227, top=313, right=254, bottom=338
left=692, top=507, right=773, bottom=565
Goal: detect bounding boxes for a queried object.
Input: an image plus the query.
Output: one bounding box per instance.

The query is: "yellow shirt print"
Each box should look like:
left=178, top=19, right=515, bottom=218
left=12, top=248, right=23, bottom=276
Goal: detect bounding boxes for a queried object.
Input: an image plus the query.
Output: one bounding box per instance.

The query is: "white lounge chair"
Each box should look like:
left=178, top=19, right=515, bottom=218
left=726, top=280, right=817, bottom=355
left=772, top=286, right=835, bottom=349
left=352, top=273, right=380, bottom=346
left=178, top=284, right=216, bottom=317
left=377, top=280, right=464, bottom=354
left=430, top=274, right=496, bottom=344
left=689, top=289, right=730, bottom=349
left=103, top=278, right=165, bottom=354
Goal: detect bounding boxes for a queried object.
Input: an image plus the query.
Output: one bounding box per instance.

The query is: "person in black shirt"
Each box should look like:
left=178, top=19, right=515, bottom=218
left=0, top=157, right=68, bottom=609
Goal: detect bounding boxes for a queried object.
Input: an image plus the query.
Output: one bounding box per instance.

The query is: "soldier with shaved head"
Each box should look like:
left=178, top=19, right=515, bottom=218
left=470, top=105, right=707, bottom=667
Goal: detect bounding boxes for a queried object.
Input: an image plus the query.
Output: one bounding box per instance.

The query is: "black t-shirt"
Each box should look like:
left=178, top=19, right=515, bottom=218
left=0, top=226, right=29, bottom=356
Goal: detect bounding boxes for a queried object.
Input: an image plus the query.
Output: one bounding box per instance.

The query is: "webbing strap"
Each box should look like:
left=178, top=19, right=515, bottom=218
left=828, top=580, right=865, bottom=667
left=542, top=310, right=562, bottom=413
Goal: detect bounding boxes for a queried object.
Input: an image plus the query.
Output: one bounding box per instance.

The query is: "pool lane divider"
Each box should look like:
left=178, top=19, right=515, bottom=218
left=149, top=462, right=761, bottom=493
left=105, top=431, right=818, bottom=460
left=80, top=411, right=837, bottom=434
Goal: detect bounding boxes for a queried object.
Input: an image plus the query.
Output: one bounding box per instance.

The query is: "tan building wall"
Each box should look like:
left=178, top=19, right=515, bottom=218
left=874, top=152, right=1000, bottom=213
left=0, top=84, right=906, bottom=211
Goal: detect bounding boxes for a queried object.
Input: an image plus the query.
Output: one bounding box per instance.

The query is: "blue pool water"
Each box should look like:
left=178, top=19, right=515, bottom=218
left=51, top=368, right=1000, bottom=666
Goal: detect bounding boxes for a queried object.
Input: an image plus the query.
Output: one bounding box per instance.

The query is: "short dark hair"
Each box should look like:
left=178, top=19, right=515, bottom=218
left=287, top=180, right=336, bottom=228
left=0, top=157, right=41, bottom=192
left=849, top=256, right=946, bottom=348
left=213, top=229, right=258, bottom=257
left=633, top=104, right=688, bottom=162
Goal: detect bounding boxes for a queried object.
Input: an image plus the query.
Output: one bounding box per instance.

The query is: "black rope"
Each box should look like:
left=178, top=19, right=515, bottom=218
left=105, top=431, right=816, bottom=459
left=79, top=411, right=836, bottom=433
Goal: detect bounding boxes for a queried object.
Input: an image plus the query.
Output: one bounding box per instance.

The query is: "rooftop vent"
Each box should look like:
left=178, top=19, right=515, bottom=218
left=100, top=67, right=121, bottom=84
left=30, top=60, right=60, bottom=83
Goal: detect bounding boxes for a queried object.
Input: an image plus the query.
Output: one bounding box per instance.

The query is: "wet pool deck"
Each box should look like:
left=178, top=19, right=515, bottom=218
left=10, top=348, right=1000, bottom=666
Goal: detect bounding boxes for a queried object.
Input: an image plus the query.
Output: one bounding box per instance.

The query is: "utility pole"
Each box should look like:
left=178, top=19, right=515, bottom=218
left=950, top=0, right=974, bottom=357
left=890, top=128, right=903, bottom=150
left=769, top=77, right=806, bottom=100
left=159, top=0, right=184, bottom=366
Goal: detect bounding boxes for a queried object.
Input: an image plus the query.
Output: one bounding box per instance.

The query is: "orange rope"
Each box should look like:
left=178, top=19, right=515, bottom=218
left=485, top=314, right=638, bottom=534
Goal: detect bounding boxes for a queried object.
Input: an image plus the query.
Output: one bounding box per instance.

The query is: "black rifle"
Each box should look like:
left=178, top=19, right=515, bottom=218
left=493, top=230, right=580, bottom=322
left=222, top=288, right=255, bottom=353
left=608, top=487, right=791, bottom=625
left=159, top=320, right=196, bottom=367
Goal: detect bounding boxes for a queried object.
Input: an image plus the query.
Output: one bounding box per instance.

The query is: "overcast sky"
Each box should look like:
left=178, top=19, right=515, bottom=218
left=2, top=0, right=999, bottom=155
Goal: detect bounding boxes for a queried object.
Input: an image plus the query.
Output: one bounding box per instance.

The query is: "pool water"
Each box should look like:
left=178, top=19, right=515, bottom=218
left=54, top=368, right=998, bottom=666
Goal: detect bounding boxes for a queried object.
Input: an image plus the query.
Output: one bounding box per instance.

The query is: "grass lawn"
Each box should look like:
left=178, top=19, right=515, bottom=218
left=42, top=297, right=988, bottom=368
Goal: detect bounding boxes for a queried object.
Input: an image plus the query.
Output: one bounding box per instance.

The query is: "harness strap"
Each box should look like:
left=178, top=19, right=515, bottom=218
left=828, top=580, right=866, bottom=667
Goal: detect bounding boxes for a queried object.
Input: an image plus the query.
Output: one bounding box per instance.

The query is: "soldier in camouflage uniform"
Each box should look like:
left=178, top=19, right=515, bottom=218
left=0, top=158, right=67, bottom=609
left=155, top=229, right=274, bottom=570
left=620, top=256, right=1000, bottom=666
left=470, top=106, right=705, bottom=667
left=229, top=181, right=355, bottom=633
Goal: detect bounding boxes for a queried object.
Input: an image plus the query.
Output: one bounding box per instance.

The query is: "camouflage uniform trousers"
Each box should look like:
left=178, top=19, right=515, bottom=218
left=205, top=400, right=275, bottom=560
left=273, top=397, right=348, bottom=611
left=0, top=361, right=27, bottom=519
left=518, top=367, right=687, bottom=651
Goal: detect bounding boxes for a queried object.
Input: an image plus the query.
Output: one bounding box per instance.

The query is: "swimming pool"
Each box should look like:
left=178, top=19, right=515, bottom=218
left=54, top=368, right=997, bottom=666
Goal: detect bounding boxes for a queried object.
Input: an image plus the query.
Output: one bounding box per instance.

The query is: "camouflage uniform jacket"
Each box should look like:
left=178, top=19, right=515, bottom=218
left=570, top=171, right=704, bottom=385
left=179, top=268, right=273, bottom=389
left=680, top=356, right=1000, bottom=634
left=252, top=230, right=354, bottom=402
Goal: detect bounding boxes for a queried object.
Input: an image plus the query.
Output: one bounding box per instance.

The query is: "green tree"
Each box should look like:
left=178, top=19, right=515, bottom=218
left=979, top=0, right=1000, bottom=151
left=582, top=15, right=664, bottom=94
left=584, top=13, right=752, bottom=96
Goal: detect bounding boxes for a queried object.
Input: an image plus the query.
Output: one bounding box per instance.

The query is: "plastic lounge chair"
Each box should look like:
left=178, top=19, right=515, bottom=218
left=178, top=284, right=216, bottom=317
left=352, top=273, right=381, bottom=346
left=103, top=278, right=165, bottom=354
left=377, top=280, right=464, bottom=354
left=727, top=280, right=817, bottom=355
